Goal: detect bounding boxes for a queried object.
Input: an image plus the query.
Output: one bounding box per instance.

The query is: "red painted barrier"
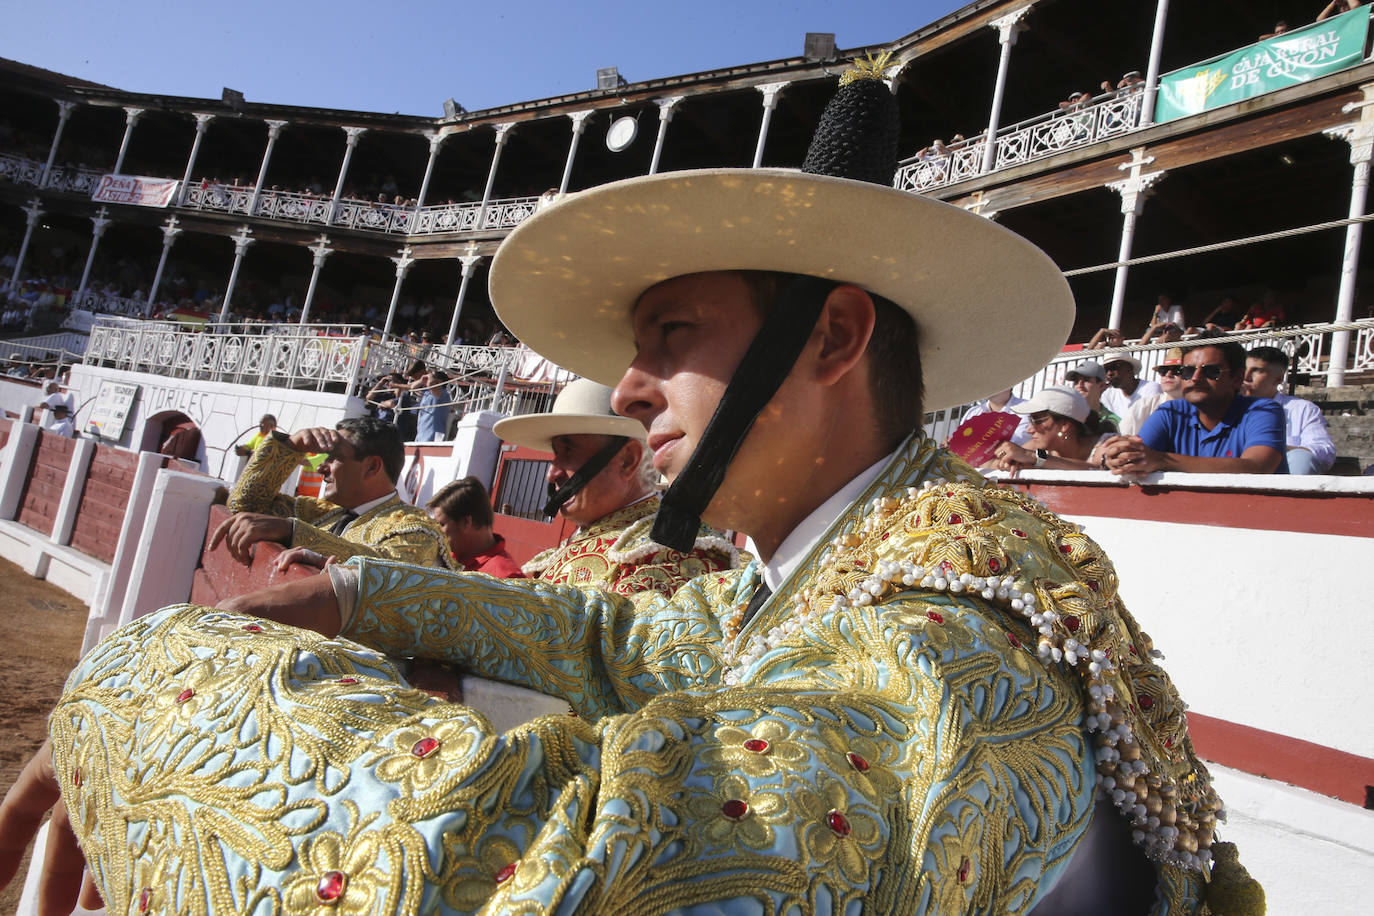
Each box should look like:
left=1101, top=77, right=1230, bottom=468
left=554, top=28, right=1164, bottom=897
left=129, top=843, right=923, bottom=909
left=69, top=444, right=139, bottom=564
left=17, top=430, right=74, bottom=536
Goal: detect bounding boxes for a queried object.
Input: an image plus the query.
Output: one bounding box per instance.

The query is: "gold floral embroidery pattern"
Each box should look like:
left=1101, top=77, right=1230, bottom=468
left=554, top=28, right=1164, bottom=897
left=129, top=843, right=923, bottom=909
left=523, top=495, right=738, bottom=602
left=48, top=433, right=1230, bottom=915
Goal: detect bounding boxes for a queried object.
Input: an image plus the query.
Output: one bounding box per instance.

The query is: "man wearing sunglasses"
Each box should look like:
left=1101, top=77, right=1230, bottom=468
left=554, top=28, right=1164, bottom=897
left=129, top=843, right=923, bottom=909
left=1118, top=347, right=1186, bottom=436
left=1101, top=342, right=1287, bottom=474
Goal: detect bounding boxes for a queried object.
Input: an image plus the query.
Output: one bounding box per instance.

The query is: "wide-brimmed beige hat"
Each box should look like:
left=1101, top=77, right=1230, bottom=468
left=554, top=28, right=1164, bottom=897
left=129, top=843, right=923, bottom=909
left=492, top=378, right=646, bottom=452
left=488, top=168, right=1075, bottom=411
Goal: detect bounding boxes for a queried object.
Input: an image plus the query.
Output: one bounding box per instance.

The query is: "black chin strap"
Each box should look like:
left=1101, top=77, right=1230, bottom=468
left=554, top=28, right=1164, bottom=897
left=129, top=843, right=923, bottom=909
left=651, top=275, right=832, bottom=551
left=543, top=436, right=630, bottom=517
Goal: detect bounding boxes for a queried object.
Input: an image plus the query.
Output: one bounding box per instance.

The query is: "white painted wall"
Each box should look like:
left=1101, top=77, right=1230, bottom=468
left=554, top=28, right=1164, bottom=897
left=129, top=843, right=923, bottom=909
left=64, top=364, right=363, bottom=482
left=1062, top=513, right=1374, bottom=759
left=1210, top=765, right=1374, bottom=916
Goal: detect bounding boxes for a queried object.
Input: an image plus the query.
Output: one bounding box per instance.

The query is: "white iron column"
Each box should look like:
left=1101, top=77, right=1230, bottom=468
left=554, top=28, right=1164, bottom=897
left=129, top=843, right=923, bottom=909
left=649, top=96, right=684, bottom=174
left=298, top=234, right=333, bottom=325
left=249, top=120, right=287, bottom=215
left=476, top=123, right=515, bottom=230
left=75, top=207, right=112, bottom=301
left=752, top=82, right=789, bottom=169
left=381, top=246, right=416, bottom=337
left=40, top=101, right=76, bottom=188
left=446, top=251, right=483, bottom=346
left=146, top=216, right=182, bottom=315
left=414, top=132, right=446, bottom=210
left=112, top=107, right=144, bottom=174
left=1323, top=88, right=1374, bottom=386
left=9, top=199, right=43, bottom=291
left=559, top=110, right=594, bottom=193
left=981, top=7, right=1032, bottom=175
left=177, top=114, right=214, bottom=205
left=1140, top=0, right=1172, bottom=128
left=220, top=225, right=255, bottom=321
left=327, top=127, right=367, bottom=225
left=1105, top=151, right=1165, bottom=332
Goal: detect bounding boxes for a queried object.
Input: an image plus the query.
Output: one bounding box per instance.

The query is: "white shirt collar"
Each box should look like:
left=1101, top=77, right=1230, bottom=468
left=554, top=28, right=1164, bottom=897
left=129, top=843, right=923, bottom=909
left=745, top=449, right=896, bottom=593
left=345, top=491, right=396, bottom=523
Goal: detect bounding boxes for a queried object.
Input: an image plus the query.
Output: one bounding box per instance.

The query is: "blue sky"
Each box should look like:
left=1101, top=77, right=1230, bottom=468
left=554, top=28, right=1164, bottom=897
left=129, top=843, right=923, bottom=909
left=2, top=0, right=968, bottom=116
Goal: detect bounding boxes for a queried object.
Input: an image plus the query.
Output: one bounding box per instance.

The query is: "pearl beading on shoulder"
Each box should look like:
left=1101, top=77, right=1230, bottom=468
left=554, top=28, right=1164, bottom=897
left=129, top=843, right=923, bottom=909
left=720, top=475, right=1218, bottom=873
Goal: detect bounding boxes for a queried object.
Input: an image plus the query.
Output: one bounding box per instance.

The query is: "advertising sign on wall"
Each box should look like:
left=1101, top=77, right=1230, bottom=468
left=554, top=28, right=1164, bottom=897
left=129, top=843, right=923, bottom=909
left=1154, top=8, right=1371, bottom=123
left=91, top=174, right=181, bottom=208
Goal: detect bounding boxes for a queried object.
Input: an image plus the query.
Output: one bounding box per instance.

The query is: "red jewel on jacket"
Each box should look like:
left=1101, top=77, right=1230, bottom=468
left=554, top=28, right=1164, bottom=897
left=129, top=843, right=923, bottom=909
left=138, top=888, right=153, bottom=912
left=1139, top=695, right=1154, bottom=710
left=846, top=751, right=870, bottom=772
left=826, top=810, right=852, bottom=836
left=175, top=688, right=194, bottom=704
left=242, top=623, right=262, bottom=632
left=722, top=799, right=749, bottom=820
left=411, top=736, right=441, bottom=758
left=495, top=862, right=517, bottom=884
left=337, top=677, right=358, bottom=685
left=743, top=738, right=770, bottom=754
left=987, top=558, right=1001, bottom=572
left=958, top=856, right=972, bottom=883
left=315, top=870, right=347, bottom=903
left=1012, top=529, right=1027, bottom=538
left=927, top=611, right=944, bottom=623
left=1059, top=543, right=1073, bottom=554
left=949, top=514, right=962, bottom=524
left=1007, top=632, right=1022, bottom=648
left=1064, top=615, right=1080, bottom=632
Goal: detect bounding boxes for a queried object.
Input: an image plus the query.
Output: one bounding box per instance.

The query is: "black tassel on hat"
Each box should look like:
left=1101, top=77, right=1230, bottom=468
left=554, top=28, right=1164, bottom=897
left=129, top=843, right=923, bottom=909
left=650, top=53, right=902, bottom=553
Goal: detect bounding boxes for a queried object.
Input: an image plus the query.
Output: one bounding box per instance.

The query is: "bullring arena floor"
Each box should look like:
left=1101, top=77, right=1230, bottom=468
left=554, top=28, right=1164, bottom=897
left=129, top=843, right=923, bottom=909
left=0, top=556, right=88, bottom=914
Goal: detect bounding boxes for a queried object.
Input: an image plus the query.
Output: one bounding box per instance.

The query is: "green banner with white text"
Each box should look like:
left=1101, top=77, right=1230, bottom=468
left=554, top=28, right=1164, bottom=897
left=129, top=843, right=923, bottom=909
left=1155, top=7, right=1371, bottom=123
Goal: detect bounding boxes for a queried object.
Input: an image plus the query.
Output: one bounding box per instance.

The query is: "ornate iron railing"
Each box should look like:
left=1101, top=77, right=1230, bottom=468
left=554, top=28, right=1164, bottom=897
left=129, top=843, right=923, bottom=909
left=78, top=318, right=569, bottom=406
left=177, top=183, right=541, bottom=237
left=895, top=90, right=1146, bottom=194
left=923, top=318, right=1374, bottom=443
left=0, top=153, right=107, bottom=193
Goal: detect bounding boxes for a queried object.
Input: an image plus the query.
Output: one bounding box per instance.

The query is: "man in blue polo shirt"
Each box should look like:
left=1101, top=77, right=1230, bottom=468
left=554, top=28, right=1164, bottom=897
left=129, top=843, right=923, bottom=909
left=1100, top=340, right=1287, bottom=474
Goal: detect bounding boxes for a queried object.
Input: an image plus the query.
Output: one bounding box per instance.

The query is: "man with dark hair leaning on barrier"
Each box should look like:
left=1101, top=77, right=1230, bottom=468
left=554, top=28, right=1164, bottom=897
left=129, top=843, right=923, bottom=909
left=209, top=415, right=450, bottom=569
left=0, top=58, right=1261, bottom=916
left=427, top=475, right=523, bottom=576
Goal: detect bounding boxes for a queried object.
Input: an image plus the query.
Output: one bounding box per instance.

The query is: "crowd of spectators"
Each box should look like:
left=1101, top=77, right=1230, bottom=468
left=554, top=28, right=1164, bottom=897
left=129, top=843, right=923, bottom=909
left=1087, top=289, right=1301, bottom=351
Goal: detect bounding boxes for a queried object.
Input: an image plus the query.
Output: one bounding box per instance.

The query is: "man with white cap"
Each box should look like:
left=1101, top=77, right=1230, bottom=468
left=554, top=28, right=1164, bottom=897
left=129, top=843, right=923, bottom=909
left=2, top=58, right=1259, bottom=916
left=493, top=377, right=738, bottom=598
left=1100, top=354, right=1160, bottom=419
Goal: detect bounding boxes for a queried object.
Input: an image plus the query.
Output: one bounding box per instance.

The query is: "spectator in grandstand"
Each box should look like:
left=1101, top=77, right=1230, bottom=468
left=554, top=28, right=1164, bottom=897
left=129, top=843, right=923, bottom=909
left=425, top=476, right=522, bottom=577
left=954, top=386, right=1032, bottom=446
left=1201, top=295, right=1242, bottom=332
left=1235, top=291, right=1286, bottom=329
left=1119, top=346, right=1187, bottom=435
left=1318, top=1, right=1364, bottom=22
left=1138, top=293, right=1186, bottom=344
left=1101, top=355, right=1161, bottom=418
left=991, top=386, right=1112, bottom=472
left=1086, top=326, right=1126, bottom=349
left=34, top=379, right=75, bottom=419
left=1259, top=21, right=1291, bottom=40
left=234, top=414, right=278, bottom=457
left=414, top=368, right=452, bottom=442
left=1064, top=360, right=1121, bottom=430
left=1100, top=341, right=1287, bottom=474
left=1242, top=345, right=1336, bottom=474
left=211, top=417, right=448, bottom=570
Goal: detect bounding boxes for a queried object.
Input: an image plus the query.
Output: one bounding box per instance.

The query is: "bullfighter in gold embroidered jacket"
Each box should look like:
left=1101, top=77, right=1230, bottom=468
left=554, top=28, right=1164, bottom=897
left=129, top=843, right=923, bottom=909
left=493, top=377, right=739, bottom=599
left=0, top=58, right=1262, bottom=916
left=215, top=415, right=449, bottom=569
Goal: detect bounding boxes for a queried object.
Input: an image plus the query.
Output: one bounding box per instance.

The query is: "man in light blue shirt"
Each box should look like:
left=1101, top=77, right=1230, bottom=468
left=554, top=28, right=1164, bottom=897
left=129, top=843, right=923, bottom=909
left=414, top=368, right=451, bottom=442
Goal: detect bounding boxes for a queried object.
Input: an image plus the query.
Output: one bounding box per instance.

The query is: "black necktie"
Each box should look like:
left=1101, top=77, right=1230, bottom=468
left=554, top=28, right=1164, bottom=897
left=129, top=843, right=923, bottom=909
left=329, top=511, right=358, bottom=536
left=740, top=580, right=773, bottom=629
